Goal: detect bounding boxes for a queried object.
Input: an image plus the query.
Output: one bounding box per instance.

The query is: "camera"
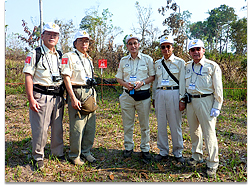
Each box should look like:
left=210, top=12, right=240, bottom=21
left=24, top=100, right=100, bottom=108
left=52, top=75, right=62, bottom=82
left=86, top=78, right=98, bottom=87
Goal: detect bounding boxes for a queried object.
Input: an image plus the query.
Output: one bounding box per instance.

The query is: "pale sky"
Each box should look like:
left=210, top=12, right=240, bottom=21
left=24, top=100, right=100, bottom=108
left=4, top=0, right=247, bottom=45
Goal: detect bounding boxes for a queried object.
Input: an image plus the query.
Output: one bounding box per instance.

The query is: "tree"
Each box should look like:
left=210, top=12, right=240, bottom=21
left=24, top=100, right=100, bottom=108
left=17, top=20, right=40, bottom=50
left=158, top=0, right=191, bottom=60
left=54, top=19, right=75, bottom=53
left=132, top=1, right=154, bottom=49
left=80, top=7, right=123, bottom=52
left=206, top=4, right=237, bottom=53
left=230, top=18, right=247, bottom=54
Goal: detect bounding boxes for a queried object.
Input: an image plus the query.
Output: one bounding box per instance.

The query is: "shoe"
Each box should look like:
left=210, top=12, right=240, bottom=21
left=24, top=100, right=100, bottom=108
left=85, top=154, right=96, bottom=163
left=187, top=158, right=203, bottom=167
left=141, top=151, right=151, bottom=161
left=71, top=157, right=85, bottom=165
left=175, top=156, right=185, bottom=164
left=154, top=154, right=169, bottom=162
left=56, top=155, right=66, bottom=162
left=34, top=160, right=44, bottom=170
left=206, top=167, right=217, bottom=178
left=123, top=150, right=133, bottom=158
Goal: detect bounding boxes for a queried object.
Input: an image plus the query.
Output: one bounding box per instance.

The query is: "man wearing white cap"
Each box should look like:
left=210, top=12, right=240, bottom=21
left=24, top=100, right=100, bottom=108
left=152, top=35, right=185, bottom=164
left=185, top=39, right=223, bottom=177
left=116, top=34, right=155, bottom=162
left=61, top=30, right=97, bottom=165
left=23, top=22, right=64, bottom=169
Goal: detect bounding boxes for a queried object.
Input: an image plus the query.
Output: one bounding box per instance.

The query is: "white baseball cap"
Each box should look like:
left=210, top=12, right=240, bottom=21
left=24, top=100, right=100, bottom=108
left=74, top=30, right=91, bottom=42
left=160, top=35, right=174, bottom=45
left=42, top=22, right=60, bottom=34
left=188, top=39, right=204, bottom=50
left=126, top=34, right=140, bottom=43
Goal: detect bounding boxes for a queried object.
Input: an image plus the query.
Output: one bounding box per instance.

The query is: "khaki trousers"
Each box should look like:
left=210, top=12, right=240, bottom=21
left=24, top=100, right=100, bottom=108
left=119, top=91, right=151, bottom=152
left=187, top=95, right=219, bottom=169
left=30, top=91, right=64, bottom=161
left=68, top=88, right=96, bottom=160
left=155, top=89, right=183, bottom=157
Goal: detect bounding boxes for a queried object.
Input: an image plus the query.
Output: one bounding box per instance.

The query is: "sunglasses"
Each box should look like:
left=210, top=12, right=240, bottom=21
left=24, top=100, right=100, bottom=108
left=161, top=45, right=172, bottom=50
left=190, top=47, right=202, bottom=52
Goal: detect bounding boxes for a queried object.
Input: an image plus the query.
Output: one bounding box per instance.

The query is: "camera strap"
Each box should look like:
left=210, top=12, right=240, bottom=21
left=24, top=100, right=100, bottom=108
left=75, top=50, right=95, bottom=95
left=161, top=59, right=179, bottom=85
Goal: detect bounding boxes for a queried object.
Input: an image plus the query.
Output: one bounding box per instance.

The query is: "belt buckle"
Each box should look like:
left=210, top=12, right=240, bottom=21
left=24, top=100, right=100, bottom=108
left=48, top=86, right=56, bottom=91
left=162, top=86, right=167, bottom=90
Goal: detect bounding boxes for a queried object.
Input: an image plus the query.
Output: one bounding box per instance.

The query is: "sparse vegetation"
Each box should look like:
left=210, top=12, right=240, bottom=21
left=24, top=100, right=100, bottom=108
left=5, top=60, right=247, bottom=182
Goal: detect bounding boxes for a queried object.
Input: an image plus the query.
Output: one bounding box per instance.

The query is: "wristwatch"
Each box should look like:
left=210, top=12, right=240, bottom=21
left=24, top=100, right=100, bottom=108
left=180, top=99, right=185, bottom=103
left=142, top=80, right=146, bottom=86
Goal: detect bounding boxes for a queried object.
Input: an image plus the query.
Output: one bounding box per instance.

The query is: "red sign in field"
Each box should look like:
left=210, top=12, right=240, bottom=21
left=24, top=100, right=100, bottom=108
left=98, top=59, right=107, bottom=68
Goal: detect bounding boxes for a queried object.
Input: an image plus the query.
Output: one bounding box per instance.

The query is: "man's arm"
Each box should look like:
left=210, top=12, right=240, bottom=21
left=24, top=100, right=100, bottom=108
left=25, top=73, right=40, bottom=112
left=63, top=75, right=81, bottom=110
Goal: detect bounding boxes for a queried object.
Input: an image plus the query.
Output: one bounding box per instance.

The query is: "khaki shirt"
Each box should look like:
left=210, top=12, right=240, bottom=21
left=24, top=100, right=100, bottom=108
left=115, top=52, right=155, bottom=90
left=185, top=56, right=223, bottom=110
left=61, top=50, right=93, bottom=86
left=23, top=45, right=62, bottom=86
left=152, top=54, right=186, bottom=100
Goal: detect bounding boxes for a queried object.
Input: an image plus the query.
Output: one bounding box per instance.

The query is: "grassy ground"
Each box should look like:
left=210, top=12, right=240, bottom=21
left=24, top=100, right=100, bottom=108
left=5, top=83, right=247, bottom=182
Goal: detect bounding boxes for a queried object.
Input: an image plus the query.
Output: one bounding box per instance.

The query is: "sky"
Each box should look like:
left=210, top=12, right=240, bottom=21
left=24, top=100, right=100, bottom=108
left=4, top=0, right=248, bottom=46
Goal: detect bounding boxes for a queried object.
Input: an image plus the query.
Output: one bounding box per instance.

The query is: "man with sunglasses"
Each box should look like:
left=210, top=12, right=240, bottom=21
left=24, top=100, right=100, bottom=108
left=23, top=22, right=64, bottom=170
left=152, top=36, right=185, bottom=164
left=116, top=34, right=155, bottom=162
left=185, top=39, right=223, bottom=178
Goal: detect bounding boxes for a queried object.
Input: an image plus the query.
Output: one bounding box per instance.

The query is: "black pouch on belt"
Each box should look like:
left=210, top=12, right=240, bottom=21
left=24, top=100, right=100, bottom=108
left=127, top=89, right=150, bottom=101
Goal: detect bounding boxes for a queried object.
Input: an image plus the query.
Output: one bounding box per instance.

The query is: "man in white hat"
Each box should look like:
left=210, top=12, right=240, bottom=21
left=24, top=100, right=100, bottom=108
left=23, top=22, right=64, bottom=169
left=116, top=34, right=155, bottom=162
left=152, top=35, right=185, bottom=164
left=185, top=39, right=223, bottom=178
left=61, top=30, right=97, bottom=165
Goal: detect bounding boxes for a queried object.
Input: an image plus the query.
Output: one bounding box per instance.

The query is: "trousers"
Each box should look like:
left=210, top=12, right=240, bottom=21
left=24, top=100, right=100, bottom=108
left=119, top=91, right=151, bottom=152
left=155, top=89, right=183, bottom=157
left=29, top=91, right=64, bottom=161
left=187, top=95, right=219, bottom=169
left=68, top=88, right=96, bottom=160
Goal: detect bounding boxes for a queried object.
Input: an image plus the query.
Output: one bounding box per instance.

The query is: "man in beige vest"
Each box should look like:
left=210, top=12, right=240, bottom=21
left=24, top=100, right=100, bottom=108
left=152, top=35, right=185, bottom=164
left=185, top=39, right=223, bottom=178
left=61, top=30, right=97, bottom=165
left=23, top=22, right=64, bottom=170
left=116, top=34, right=155, bottom=162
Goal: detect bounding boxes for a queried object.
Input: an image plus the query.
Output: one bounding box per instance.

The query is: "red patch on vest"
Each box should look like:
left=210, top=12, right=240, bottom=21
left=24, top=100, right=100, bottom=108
left=61, top=58, right=68, bottom=64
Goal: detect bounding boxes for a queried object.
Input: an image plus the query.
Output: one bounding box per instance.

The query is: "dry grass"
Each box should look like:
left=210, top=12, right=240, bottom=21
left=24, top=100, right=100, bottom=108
left=5, top=85, right=247, bottom=182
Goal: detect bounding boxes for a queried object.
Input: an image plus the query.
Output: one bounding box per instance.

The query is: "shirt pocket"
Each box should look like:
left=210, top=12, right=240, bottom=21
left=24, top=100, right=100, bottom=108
left=138, top=65, right=148, bottom=78
left=169, top=67, right=179, bottom=81
left=199, top=68, right=212, bottom=87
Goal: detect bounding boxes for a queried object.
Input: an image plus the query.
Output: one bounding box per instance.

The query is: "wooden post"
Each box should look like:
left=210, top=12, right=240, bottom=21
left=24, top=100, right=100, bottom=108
left=39, top=0, right=43, bottom=46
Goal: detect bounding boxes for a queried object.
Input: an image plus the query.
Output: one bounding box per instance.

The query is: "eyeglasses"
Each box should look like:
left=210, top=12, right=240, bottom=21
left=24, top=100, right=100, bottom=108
left=161, top=45, right=172, bottom=50
left=128, top=42, right=139, bottom=46
left=43, top=32, right=59, bottom=38
left=190, top=47, right=201, bottom=52
left=77, top=39, right=89, bottom=44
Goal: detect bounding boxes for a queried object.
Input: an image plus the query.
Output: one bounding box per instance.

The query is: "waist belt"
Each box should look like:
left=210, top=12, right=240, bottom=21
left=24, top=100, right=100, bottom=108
left=191, top=93, right=213, bottom=98
left=125, top=89, right=149, bottom=94
left=157, top=86, right=179, bottom=90
left=72, top=85, right=90, bottom=89
left=33, top=84, right=63, bottom=96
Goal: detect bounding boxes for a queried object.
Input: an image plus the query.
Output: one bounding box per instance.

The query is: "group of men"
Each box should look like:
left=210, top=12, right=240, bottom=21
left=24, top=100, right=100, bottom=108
left=23, top=22, right=223, bottom=178
left=116, top=34, right=223, bottom=178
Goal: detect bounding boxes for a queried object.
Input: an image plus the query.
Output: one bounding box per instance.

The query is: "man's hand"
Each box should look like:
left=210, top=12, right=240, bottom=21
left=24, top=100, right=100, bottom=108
left=71, top=97, right=82, bottom=110
left=29, top=98, right=40, bottom=112
left=179, top=100, right=185, bottom=111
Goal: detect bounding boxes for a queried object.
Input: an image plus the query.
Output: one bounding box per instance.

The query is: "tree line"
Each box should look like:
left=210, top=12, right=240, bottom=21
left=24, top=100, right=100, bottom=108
left=5, top=1, right=247, bottom=93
